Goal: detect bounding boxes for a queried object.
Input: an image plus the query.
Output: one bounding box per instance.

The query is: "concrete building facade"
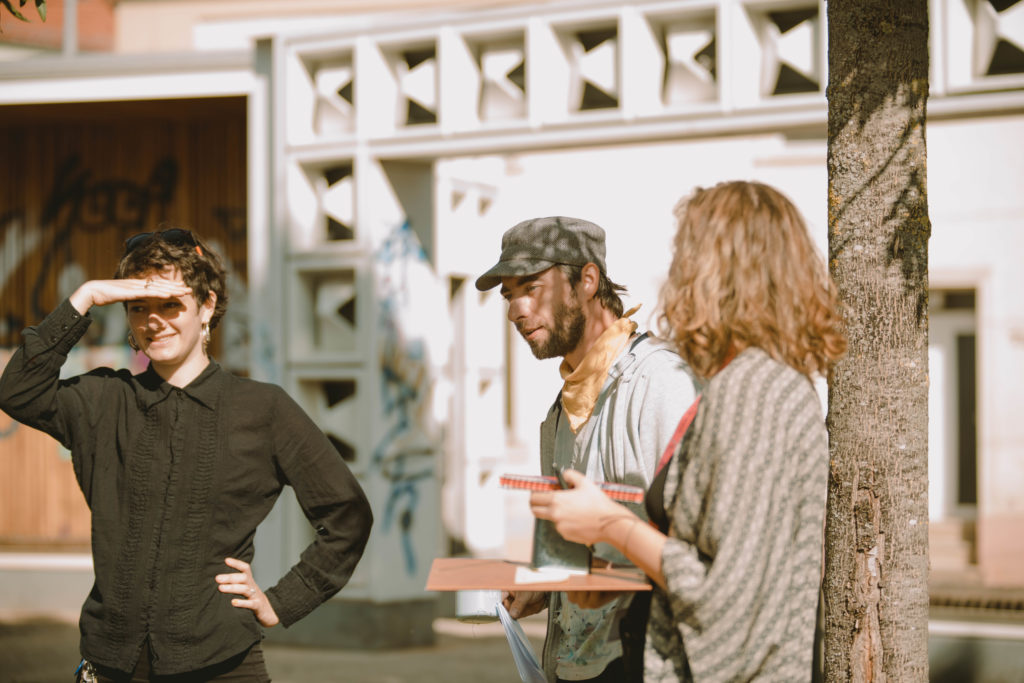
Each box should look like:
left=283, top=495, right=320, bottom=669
left=1, top=0, right=1022, bottom=646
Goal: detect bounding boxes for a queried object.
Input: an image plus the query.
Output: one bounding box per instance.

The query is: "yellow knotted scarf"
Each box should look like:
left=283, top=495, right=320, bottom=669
left=558, top=305, right=641, bottom=433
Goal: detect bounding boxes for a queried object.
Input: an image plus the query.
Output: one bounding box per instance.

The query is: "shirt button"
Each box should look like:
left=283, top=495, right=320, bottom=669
left=315, top=525, right=328, bottom=536
left=61, top=324, right=68, bottom=331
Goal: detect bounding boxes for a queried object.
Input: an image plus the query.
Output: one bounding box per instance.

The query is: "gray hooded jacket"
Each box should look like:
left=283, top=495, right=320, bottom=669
left=536, top=332, right=698, bottom=681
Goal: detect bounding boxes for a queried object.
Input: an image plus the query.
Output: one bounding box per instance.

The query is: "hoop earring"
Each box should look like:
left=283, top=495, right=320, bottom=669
left=127, top=332, right=140, bottom=352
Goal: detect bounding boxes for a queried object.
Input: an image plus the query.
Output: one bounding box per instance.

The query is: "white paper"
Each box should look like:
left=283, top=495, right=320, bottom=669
left=496, top=602, right=546, bottom=683
left=513, top=565, right=579, bottom=584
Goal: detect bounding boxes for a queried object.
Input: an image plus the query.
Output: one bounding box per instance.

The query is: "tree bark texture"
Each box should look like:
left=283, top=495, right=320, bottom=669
left=824, top=2, right=930, bottom=682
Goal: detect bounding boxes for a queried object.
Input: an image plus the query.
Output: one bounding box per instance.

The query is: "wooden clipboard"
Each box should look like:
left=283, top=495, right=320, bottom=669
left=425, top=557, right=652, bottom=592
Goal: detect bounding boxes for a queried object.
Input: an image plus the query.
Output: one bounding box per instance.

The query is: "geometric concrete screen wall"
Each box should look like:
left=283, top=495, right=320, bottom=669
left=265, top=0, right=1024, bottom=636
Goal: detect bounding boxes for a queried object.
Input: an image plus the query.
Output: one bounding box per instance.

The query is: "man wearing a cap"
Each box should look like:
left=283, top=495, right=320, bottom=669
left=477, top=216, right=698, bottom=682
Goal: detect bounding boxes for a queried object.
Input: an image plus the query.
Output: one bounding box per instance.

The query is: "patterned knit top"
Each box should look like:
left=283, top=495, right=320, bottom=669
left=644, top=348, right=827, bottom=682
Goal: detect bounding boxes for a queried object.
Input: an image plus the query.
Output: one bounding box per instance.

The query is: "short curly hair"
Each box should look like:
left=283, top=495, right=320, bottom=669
left=115, top=228, right=229, bottom=331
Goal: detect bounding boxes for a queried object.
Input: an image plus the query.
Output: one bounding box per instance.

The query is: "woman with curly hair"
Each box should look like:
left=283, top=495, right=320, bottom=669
left=530, top=181, right=846, bottom=682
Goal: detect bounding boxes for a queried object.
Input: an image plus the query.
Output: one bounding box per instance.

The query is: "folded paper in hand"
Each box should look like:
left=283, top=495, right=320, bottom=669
left=496, top=602, right=546, bottom=683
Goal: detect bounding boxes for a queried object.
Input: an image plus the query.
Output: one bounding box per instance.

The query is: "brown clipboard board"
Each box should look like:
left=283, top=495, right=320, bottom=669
left=425, top=557, right=652, bottom=592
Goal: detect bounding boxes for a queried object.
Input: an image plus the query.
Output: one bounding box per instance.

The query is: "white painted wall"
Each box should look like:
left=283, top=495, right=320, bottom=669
left=113, top=0, right=564, bottom=53
left=928, top=115, right=1024, bottom=518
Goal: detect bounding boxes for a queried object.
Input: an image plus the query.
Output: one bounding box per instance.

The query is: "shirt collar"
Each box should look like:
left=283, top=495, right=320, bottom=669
left=135, top=360, right=223, bottom=411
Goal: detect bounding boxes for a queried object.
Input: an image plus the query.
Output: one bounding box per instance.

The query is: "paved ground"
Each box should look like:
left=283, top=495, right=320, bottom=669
left=0, top=615, right=547, bottom=683
left=5, top=609, right=1024, bottom=682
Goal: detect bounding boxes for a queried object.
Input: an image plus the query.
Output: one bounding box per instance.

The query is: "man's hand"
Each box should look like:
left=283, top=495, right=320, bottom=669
left=501, top=590, right=548, bottom=619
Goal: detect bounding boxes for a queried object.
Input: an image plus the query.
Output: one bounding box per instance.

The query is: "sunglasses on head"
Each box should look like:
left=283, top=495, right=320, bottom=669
left=123, top=228, right=202, bottom=256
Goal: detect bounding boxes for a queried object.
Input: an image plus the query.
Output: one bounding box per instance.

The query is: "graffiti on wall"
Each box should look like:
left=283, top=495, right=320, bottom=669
left=0, top=155, right=248, bottom=367
left=0, top=155, right=177, bottom=344
left=0, top=109, right=249, bottom=544
left=35, top=155, right=178, bottom=318
left=372, top=221, right=451, bottom=576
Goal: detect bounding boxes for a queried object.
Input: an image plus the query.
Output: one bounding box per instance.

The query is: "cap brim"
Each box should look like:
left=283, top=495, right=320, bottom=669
left=474, top=258, right=558, bottom=291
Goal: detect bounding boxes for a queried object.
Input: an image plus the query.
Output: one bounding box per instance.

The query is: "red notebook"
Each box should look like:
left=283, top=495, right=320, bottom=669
left=499, top=473, right=645, bottom=504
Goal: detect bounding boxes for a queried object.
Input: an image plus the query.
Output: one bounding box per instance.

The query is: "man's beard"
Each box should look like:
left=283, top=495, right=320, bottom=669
left=522, top=293, right=586, bottom=360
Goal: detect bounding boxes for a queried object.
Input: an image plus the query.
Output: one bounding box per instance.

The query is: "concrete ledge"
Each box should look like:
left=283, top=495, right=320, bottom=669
left=0, top=553, right=93, bottom=622
left=265, top=597, right=438, bottom=649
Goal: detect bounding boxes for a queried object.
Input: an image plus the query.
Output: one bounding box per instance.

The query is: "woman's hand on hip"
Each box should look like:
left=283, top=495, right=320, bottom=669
left=216, top=557, right=280, bottom=627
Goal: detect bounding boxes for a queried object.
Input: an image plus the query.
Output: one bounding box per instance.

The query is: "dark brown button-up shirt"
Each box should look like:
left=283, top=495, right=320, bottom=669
left=0, top=299, right=373, bottom=675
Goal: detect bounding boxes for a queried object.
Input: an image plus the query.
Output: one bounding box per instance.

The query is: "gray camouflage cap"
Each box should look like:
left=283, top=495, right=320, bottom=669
left=474, top=216, right=607, bottom=291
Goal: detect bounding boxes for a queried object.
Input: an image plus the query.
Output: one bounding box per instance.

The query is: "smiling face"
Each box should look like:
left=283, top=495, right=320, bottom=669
left=127, top=267, right=215, bottom=379
left=501, top=266, right=586, bottom=360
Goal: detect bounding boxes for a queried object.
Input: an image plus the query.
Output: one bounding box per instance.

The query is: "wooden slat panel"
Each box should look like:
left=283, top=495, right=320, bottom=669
left=0, top=97, right=248, bottom=546
left=0, top=355, right=90, bottom=545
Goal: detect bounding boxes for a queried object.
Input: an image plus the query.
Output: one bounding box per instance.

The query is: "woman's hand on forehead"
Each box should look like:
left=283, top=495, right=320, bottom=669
left=70, top=278, right=193, bottom=315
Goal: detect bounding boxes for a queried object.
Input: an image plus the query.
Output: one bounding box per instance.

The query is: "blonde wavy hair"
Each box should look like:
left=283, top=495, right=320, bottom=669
left=659, top=181, right=846, bottom=380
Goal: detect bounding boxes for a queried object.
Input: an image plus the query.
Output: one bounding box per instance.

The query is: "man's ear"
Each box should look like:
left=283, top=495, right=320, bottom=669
left=579, top=263, right=601, bottom=299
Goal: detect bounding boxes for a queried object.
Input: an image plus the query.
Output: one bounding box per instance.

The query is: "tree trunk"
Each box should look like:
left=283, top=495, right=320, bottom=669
left=824, top=2, right=930, bottom=682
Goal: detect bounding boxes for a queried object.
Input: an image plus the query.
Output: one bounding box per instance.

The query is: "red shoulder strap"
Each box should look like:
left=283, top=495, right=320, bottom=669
left=655, top=395, right=701, bottom=475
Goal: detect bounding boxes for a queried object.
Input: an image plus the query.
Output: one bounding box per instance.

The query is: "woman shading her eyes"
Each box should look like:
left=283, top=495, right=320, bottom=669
left=0, top=228, right=373, bottom=682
